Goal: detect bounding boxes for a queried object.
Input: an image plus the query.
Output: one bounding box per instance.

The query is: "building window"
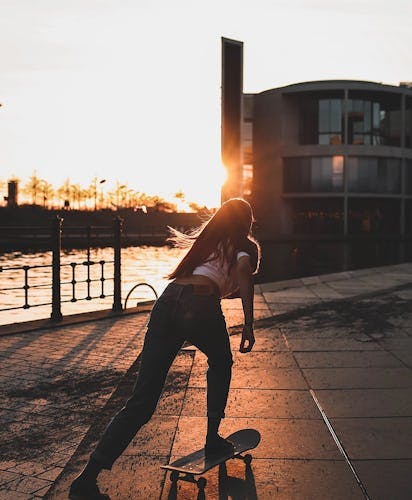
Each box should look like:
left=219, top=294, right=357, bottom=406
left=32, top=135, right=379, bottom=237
left=347, top=157, right=401, bottom=194
left=406, top=160, right=412, bottom=195
left=318, top=99, right=343, bottom=145
left=242, top=164, right=253, bottom=197
left=242, top=121, right=253, bottom=164
left=287, top=198, right=344, bottom=234
left=406, top=97, right=412, bottom=148
left=348, top=198, right=400, bottom=234
left=284, top=156, right=344, bottom=193
left=299, top=93, right=344, bottom=145
left=347, top=91, right=401, bottom=146
left=406, top=200, right=412, bottom=235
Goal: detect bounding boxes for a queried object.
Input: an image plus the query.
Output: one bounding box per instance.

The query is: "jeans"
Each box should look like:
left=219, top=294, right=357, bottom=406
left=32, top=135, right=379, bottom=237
left=91, top=282, right=233, bottom=469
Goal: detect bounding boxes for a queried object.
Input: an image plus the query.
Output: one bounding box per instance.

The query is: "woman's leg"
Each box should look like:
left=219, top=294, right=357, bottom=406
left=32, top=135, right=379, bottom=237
left=90, top=325, right=184, bottom=468
left=184, top=312, right=234, bottom=450
left=70, top=317, right=184, bottom=496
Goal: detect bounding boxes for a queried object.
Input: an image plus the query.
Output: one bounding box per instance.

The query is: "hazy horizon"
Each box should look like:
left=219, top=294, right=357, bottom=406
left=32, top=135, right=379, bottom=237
left=0, top=0, right=411, bottom=208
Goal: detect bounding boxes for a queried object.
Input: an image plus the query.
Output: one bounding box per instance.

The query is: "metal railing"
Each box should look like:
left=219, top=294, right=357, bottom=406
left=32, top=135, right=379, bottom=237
left=0, top=216, right=158, bottom=322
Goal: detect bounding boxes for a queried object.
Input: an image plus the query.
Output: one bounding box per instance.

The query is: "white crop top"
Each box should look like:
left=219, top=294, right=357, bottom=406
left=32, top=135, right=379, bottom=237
left=192, top=251, right=250, bottom=298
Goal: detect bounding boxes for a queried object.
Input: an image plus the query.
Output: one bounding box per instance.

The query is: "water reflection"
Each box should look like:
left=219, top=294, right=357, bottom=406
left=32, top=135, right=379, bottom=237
left=0, top=246, right=185, bottom=326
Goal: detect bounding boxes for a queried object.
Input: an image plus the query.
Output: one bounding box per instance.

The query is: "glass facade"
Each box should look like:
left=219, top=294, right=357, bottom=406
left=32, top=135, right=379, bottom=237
left=347, top=91, right=401, bottom=146
left=348, top=198, right=400, bottom=234
left=406, top=200, right=412, bottom=235
left=406, top=97, right=412, bottom=148
left=287, top=198, right=344, bottom=234
left=318, top=99, right=343, bottom=145
left=284, top=156, right=343, bottom=193
left=242, top=121, right=253, bottom=164
left=347, top=157, right=401, bottom=194
left=406, top=160, right=412, bottom=195
left=298, top=90, right=402, bottom=146
left=299, top=93, right=344, bottom=145
left=242, top=164, right=253, bottom=197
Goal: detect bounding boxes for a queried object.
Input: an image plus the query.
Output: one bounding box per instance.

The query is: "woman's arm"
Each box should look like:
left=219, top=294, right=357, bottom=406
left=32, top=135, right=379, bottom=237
left=236, top=255, right=255, bottom=353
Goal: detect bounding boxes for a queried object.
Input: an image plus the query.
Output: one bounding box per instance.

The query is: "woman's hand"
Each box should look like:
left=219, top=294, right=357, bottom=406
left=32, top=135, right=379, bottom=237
left=240, top=324, right=255, bottom=353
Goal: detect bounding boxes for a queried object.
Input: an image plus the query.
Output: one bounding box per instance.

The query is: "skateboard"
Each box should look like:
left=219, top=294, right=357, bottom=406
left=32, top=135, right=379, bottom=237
left=161, top=428, right=261, bottom=490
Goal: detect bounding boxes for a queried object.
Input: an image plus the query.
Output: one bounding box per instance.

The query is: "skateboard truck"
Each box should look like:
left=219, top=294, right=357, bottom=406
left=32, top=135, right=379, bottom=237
left=170, top=471, right=207, bottom=490
left=162, top=429, right=260, bottom=492
left=168, top=452, right=254, bottom=490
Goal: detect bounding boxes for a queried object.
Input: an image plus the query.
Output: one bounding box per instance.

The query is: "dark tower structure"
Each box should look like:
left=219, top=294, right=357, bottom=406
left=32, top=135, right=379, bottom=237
left=221, top=37, right=243, bottom=203
left=7, top=180, right=18, bottom=208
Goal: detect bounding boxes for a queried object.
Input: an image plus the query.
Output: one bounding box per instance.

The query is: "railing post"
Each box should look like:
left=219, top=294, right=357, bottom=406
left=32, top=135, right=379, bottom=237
left=112, top=216, right=123, bottom=312
left=51, top=215, right=63, bottom=321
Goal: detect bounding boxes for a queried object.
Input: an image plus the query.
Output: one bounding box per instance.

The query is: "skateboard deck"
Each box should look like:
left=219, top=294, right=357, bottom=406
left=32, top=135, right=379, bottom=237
left=161, top=428, right=260, bottom=481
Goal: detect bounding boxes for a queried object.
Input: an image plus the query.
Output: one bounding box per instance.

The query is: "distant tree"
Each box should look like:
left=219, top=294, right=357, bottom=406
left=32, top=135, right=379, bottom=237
left=174, top=190, right=185, bottom=201
left=0, top=178, right=6, bottom=205
left=57, top=178, right=72, bottom=209
left=151, top=195, right=177, bottom=212
left=188, top=201, right=205, bottom=213
left=70, top=183, right=83, bottom=210
left=24, top=170, right=42, bottom=205
left=39, top=180, right=54, bottom=209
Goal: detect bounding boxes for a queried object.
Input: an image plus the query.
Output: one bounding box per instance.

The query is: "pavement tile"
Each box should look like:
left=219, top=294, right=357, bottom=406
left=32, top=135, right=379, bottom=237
left=331, top=417, right=412, bottom=459
left=0, top=470, right=21, bottom=487
left=160, top=458, right=365, bottom=500
left=260, top=279, right=303, bottom=292
left=353, top=460, right=412, bottom=500
left=36, top=466, right=64, bottom=482
left=1, top=474, right=51, bottom=495
left=302, top=367, right=412, bottom=389
left=235, top=330, right=288, bottom=351
left=99, top=455, right=167, bottom=500
left=0, top=461, right=18, bottom=471
left=294, top=350, right=402, bottom=368
left=286, top=338, right=384, bottom=351
left=191, top=388, right=320, bottom=419
left=172, top=417, right=342, bottom=460
left=32, top=484, right=53, bottom=497
left=306, top=283, right=344, bottom=299
left=0, top=490, right=32, bottom=499
left=279, top=326, right=357, bottom=339
left=188, top=351, right=298, bottom=389
left=392, top=350, right=412, bottom=367
left=48, top=455, right=167, bottom=500
left=5, top=461, right=51, bottom=477
left=124, top=415, right=179, bottom=456
left=378, top=338, right=412, bottom=351
left=315, top=388, right=412, bottom=417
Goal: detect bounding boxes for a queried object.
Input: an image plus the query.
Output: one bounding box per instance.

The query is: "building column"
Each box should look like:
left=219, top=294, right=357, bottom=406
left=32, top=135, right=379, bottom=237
left=400, top=93, right=406, bottom=262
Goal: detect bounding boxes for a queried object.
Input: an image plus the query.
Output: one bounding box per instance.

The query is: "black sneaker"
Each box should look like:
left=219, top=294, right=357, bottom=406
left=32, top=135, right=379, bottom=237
left=68, top=477, right=110, bottom=500
left=205, top=435, right=235, bottom=458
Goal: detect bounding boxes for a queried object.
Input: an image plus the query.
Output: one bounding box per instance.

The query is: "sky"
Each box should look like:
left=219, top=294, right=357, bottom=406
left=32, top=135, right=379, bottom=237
left=0, top=0, right=411, bottom=208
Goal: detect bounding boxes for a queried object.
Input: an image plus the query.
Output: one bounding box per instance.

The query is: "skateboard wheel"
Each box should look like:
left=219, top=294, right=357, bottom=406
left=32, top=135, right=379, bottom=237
left=197, top=477, right=207, bottom=489
left=244, top=454, right=252, bottom=465
left=170, top=471, right=179, bottom=482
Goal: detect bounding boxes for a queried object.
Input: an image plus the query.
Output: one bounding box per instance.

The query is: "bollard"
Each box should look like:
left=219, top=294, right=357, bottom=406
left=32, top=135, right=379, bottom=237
left=51, top=215, right=63, bottom=321
left=112, top=216, right=123, bottom=312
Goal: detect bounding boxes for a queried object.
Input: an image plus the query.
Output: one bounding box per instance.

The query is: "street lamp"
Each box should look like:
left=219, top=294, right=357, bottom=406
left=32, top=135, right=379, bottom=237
left=94, top=178, right=106, bottom=210
left=99, top=179, right=106, bottom=209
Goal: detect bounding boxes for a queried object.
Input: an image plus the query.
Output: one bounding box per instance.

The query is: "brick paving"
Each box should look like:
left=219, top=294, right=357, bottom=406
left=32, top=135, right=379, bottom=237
left=0, top=263, right=411, bottom=499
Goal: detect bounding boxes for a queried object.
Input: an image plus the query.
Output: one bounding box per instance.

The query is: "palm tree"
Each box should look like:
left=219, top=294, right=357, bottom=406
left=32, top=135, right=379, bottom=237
left=57, top=178, right=72, bottom=209
left=24, top=170, right=41, bottom=205
left=39, top=180, right=54, bottom=209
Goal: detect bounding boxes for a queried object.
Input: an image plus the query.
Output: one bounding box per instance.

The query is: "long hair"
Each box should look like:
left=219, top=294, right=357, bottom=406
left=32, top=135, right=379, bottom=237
left=166, top=198, right=261, bottom=280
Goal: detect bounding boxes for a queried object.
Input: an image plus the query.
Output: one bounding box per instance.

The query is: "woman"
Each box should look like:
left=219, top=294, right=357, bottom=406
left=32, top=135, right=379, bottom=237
left=69, top=197, right=261, bottom=500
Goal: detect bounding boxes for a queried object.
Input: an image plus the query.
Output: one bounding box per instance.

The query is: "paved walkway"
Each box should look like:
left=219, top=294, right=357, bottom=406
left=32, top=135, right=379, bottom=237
left=0, top=263, right=411, bottom=499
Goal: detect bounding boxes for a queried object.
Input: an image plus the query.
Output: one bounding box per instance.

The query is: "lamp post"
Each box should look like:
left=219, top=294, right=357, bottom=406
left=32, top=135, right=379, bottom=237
left=94, top=178, right=106, bottom=211
left=99, top=179, right=106, bottom=210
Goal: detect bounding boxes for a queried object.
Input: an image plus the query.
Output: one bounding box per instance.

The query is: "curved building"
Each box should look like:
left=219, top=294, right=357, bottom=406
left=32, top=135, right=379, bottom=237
left=221, top=39, right=412, bottom=279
